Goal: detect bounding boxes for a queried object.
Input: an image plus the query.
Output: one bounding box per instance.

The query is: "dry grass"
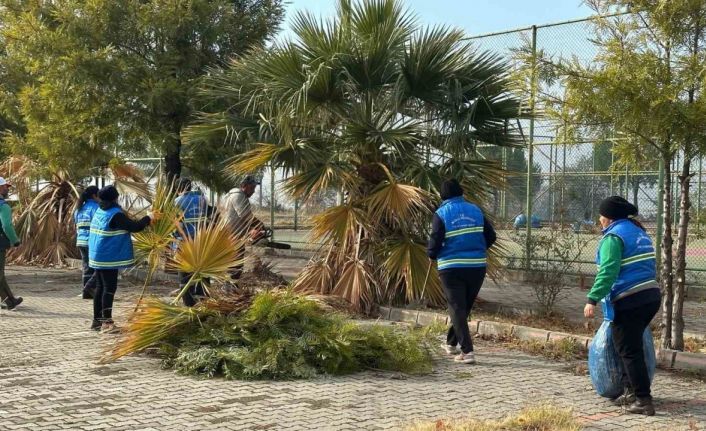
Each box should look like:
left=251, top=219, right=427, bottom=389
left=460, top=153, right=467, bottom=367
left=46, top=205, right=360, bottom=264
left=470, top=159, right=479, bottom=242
left=406, top=404, right=582, bottom=431
left=478, top=333, right=588, bottom=363
left=684, top=337, right=706, bottom=354
left=472, top=309, right=593, bottom=336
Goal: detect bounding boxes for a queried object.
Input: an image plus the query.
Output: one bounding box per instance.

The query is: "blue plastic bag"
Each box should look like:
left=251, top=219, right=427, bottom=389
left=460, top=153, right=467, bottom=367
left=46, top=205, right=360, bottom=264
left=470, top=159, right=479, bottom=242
left=588, top=300, right=656, bottom=398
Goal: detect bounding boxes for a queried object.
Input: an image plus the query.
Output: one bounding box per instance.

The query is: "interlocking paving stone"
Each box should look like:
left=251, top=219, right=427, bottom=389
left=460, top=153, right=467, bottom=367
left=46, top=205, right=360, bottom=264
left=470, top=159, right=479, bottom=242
left=1, top=266, right=705, bottom=430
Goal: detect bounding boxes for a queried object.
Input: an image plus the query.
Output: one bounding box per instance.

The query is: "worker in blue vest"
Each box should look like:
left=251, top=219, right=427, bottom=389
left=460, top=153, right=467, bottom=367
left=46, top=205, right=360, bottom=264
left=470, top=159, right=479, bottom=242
left=174, top=178, right=209, bottom=306
left=427, top=179, right=496, bottom=365
left=74, top=185, right=100, bottom=299
left=584, top=196, right=660, bottom=416
left=89, top=185, right=151, bottom=333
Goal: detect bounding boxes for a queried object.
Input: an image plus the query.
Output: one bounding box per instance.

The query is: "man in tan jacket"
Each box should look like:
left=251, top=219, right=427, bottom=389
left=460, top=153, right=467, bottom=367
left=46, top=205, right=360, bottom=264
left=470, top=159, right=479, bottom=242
left=219, top=175, right=266, bottom=280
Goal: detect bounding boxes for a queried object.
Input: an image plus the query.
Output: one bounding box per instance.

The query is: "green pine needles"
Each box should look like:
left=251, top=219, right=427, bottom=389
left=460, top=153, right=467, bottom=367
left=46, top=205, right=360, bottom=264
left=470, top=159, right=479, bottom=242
left=108, top=290, right=435, bottom=380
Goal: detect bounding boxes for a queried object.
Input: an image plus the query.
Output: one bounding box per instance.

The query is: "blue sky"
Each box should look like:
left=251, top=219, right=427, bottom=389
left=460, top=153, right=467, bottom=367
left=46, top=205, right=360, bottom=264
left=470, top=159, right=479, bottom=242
left=281, top=1, right=594, bottom=38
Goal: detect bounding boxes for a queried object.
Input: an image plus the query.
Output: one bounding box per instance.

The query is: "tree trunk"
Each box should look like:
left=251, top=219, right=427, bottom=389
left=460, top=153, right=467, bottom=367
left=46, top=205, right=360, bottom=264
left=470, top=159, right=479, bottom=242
left=164, top=136, right=182, bottom=183
left=672, top=158, right=691, bottom=350
left=659, top=155, right=674, bottom=350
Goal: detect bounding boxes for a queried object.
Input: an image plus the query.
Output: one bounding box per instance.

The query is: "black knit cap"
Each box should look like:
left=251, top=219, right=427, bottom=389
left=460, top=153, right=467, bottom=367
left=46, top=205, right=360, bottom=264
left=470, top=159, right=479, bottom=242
left=440, top=178, right=464, bottom=200
left=599, top=196, right=638, bottom=220
left=98, top=185, right=120, bottom=202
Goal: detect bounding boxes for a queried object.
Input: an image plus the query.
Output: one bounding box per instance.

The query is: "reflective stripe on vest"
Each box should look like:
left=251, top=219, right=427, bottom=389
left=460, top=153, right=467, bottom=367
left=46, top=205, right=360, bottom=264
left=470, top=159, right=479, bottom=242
left=596, top=219, right=657, bottom=304
left=175, top=192, right=208, bottom=238
left=88, top=206, right=135, bottom=269
left=436, top=197, right=487, bottom=270
left=75, top=201, right=99, bottom=247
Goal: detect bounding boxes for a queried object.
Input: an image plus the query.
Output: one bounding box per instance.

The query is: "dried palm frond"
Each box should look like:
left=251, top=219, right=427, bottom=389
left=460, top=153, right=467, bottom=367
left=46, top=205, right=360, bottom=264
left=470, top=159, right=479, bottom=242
left=332, top=257, right=375, bottom=312
left=133, top=178, right=181, bottom=263
left=291, top=255, right=336, bottom=295
left=200, top=290, right=256, bottom=316
left=108, top=160, right=152, bottom=203
left=101, top=297, right=204, bottom=363
left=381, top=237, right=444, bottom=306
left=109, top=159, right=146, bottom=182
left=366, top=180, right=433, bottom=228
left=168, top=218, right=245, bottom=303
left=132, top=179, right=182, bottom=309
left=8, top=177, right=80, bottom=265
left=0, top=155, right=38, bottom=205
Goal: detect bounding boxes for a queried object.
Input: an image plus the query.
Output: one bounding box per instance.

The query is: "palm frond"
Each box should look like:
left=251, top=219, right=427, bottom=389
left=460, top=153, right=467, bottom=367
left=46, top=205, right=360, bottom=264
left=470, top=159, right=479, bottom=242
left=169, top=218, right=245, bottom=302
left=381, top=237, right=444, bottom=305
left=291, top=257, right=335, bottom=295
left=308, top=203, right=369, bottom=247
left=366, top=178, right=433, bottom=228
left=332, top=257, right=374, bottom=312
left=101, top=298, right=203, bottom=363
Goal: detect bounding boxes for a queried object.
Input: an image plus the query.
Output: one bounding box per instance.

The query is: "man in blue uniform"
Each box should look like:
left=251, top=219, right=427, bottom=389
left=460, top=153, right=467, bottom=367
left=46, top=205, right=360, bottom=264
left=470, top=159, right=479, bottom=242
left=174, top=178, right=209, bottom=306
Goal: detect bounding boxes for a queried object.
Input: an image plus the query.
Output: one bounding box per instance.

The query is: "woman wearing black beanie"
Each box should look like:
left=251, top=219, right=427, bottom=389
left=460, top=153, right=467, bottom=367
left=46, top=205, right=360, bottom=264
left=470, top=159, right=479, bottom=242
left=585, top=196, right=661, bottom=415
left=88, top=185, right=151, bottom=333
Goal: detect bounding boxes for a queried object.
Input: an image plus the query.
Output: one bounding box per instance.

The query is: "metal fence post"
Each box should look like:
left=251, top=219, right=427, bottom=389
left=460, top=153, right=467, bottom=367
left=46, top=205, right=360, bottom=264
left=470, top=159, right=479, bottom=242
left=524, top=25, right=538, bottom=270
left=294, top=199, right=299, bottom=231
left=698, top=156, right=703, bottom=233
left=501, top=145, right=508, bottom=220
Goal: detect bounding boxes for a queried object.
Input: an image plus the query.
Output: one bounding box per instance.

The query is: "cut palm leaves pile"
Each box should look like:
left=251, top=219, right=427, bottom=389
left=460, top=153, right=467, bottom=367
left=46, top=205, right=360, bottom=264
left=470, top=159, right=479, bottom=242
left=103, top=290, right=435, bottom=380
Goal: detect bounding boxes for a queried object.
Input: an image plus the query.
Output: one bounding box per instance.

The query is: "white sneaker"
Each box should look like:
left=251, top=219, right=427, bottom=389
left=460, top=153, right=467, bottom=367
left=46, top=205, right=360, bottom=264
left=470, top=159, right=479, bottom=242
left=454, top=352, right=476, bottom=364
left=441, top=343, right=460, bottom=355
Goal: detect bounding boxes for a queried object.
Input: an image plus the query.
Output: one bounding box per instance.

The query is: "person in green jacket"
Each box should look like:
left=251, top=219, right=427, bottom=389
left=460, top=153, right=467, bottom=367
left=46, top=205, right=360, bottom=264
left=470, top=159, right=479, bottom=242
left=584, top=196, right=660, bottom=416
left=0, top=177, right=22, bottom=310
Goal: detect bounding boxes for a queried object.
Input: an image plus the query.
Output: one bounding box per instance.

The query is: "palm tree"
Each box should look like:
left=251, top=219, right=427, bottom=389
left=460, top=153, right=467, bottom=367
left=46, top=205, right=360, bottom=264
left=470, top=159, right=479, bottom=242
left=184, top=0, right=527, bottom=311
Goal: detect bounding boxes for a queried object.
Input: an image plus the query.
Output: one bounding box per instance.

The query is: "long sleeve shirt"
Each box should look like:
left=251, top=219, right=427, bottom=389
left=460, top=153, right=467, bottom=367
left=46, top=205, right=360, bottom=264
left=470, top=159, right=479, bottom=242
left=426, top=214, right=497, bottom=260
left=0, top=203, right=19, bottom=244
left=219, top=188, right=264, bottom=236
left=109, top=212, right=151, bottom=233
left=586, top=235, right=622, bottom=305
left=99, top=202, right=151, bottom=233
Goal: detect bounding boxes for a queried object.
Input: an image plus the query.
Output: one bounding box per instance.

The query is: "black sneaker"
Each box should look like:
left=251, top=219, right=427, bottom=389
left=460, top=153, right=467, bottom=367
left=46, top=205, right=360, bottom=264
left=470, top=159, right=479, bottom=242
left=90, top=320, right=102, bottom=331
left=82, top=290, right=94, bottom=300
left=627, top=398, right=656, bottom=416
left=6, top=297, right=23, bottom=310
left=612, top=388, right=636, bottom=405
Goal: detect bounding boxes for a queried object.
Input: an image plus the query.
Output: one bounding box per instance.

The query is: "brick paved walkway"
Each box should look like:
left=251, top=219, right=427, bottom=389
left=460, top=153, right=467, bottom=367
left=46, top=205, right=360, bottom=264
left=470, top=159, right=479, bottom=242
left=1, top=266, right=706, bottom=431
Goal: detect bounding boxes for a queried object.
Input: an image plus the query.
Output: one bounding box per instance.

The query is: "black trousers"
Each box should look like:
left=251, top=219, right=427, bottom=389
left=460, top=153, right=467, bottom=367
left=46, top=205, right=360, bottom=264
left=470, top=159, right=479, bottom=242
left=229, top=244, right=246, bottom=281
left=0, top=248, right=15, bottom=303
left=93, top=269, right=119, bottom=322
left=611, top=299, right=660, bottom=399
left=178, top=272, right=209, bottom=307
left=78, top=246, right=97, bottom=293
left=441, top=267, right=486, bottom=354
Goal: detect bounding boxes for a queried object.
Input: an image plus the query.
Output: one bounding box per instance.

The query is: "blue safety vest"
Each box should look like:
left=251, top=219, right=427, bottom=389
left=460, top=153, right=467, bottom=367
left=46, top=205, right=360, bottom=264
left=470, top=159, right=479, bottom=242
left=88, top=206, right=135, bottom=269
left=596, top=219, right=657, bottom=318
left=74, top=200, right=99, bottom=247
left=436, top=196, right=487, bottom=270
left=175, top=191, right=208, bottom=239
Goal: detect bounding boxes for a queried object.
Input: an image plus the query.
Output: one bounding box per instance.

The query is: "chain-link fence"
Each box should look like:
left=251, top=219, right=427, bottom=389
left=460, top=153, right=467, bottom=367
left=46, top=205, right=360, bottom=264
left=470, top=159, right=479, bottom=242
left=468, top=14, right=706, bottom=285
